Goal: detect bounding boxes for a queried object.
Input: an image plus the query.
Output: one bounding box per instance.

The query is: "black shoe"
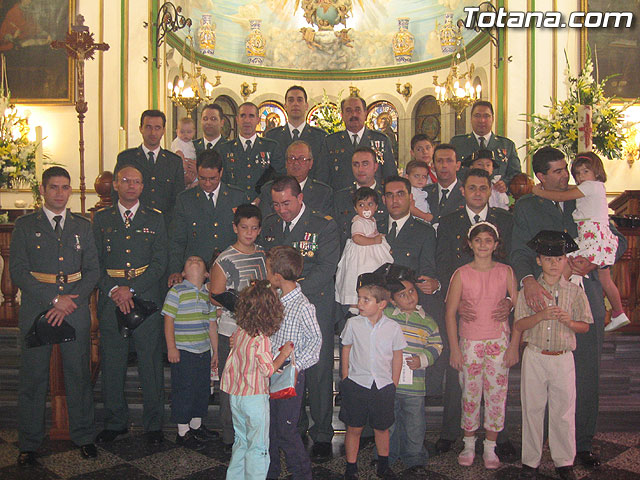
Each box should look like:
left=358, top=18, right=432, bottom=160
left=190, top=425, right=219, bottom=442
left=145, top=430, right=164, bottom=445
left=95, top=428, right=128, bottom=443
left=343, top=471, right=358, bottom=480
left=377, top=466, right=397, bottom=479
left=17, top=451, right=37, bottom=467
left=496, top=440, right=518, bottom=461
left=79, top=443, right=98, bottom=458
left=556, top=466, right=577, bottom=480
left=434, top=438, right=453, bottom=455
left=517, top=465, right=538, bottom=480
left=175, top=431, right=205, bottom=451
left=576, top=450, right=601, bottom=469
left=311, top=441, right=332, bottom=458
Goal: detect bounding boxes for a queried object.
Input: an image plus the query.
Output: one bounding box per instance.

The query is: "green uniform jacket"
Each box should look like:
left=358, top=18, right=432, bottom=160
left=450, top=132, right=522, bottom=187
left=168, top=183, right=249, bottom=275
left=435, top=207, right=513, bottom=291
left=424, top=181, right=466, bottom=225
left=112, top=146, right=185, bottom=227
left=93, top=205, right=168, bottom=303
left=332, top=182, right=387, bottom=251
left=258, top=177, right=332, bottom=219
left=10, top=209, right=99, bottom=328
left=320, top=128, right=397, bottom=191
left=265, top=124, right=327, bottom=181
left=218, top=136, right=285, bottom=199
left=192, top=137, right=224, bottom=156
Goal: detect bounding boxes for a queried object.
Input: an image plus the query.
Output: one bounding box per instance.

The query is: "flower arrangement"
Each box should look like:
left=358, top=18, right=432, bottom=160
left=0, top=57, right=38, bottom=190
left=309, top=89, right=344, bottom=134
left=525, top=46, right=633, bottom=160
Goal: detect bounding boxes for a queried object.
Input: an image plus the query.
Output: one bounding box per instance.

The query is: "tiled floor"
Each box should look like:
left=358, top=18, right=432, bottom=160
left=2, top=427, right=640, bottom=479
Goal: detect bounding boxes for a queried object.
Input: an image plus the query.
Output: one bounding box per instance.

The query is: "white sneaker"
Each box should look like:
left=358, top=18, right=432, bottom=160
left=605, top=313, right=630, bottom=332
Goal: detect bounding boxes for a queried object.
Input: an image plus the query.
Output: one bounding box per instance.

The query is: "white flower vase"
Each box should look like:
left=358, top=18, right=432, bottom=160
left=577, top=105, right=593, bottom=153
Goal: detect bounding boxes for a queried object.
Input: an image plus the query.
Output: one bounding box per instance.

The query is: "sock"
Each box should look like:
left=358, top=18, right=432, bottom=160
left=612, top=309, right=624, bottom=317
left=177, top=424, right=189, bottom=436
left=377, top=455, right=389, bottom=474
left=462, top=436, right=476, bottom=453
left=189, top=417, right=202, bottom=429
left=345, top=461, right=358, bottom=475
left=483, top=439, right=497, bottom=457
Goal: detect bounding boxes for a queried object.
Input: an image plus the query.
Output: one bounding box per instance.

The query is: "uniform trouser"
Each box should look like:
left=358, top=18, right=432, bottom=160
left=218, top=333, right=234, bottom=445
left=521, top=347, right=576, bottom=468
left=19, top=313, right=95, bottom=451
left=227, top=394, right=270, bottom=480
left=99, top=306, right=164, bottom=432
left=298, top=311, right=335, bottom=443
left=268, top=370, right=312, bottom=480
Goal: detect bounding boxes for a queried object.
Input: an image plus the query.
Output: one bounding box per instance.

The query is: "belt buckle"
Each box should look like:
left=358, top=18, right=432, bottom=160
left=125, top=268, right=135, bottom=280
left=57, top=274, right=66, bottom=284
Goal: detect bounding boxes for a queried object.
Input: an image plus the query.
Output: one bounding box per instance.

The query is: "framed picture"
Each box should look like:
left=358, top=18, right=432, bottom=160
left=0, top=0, right=75, bottom=104
left=581, top=0, right=640, bottom=102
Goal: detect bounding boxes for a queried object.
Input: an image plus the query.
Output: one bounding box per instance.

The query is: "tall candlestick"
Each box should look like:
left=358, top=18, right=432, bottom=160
left=35, top=126, right=43, bottom=183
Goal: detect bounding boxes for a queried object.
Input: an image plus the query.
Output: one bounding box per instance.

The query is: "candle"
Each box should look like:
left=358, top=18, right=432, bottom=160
left=118, top=127, right=126, bottom=152
left=35, top=126, right=43, bottom=183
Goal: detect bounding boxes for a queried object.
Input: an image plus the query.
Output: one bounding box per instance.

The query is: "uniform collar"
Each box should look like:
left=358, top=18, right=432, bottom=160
left=42, top=206, right=67, bottom=229
left=118, top=201, right=140, bottom=221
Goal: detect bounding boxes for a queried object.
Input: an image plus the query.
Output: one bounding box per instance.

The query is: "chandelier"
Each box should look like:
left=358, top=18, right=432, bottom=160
left=432, top=23, right=481, bottom=119
left=167, top=32, right=221, bottom=117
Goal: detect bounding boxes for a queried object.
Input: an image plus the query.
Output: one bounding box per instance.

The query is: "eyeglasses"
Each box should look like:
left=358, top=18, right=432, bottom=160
left=286, top=155, right=311, bottom=164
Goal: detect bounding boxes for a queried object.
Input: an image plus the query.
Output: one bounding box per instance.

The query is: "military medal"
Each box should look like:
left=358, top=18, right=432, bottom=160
left=371, top=140, right=384, bottom=164
left=74, top=234, right=81, bottom=251
left=35, top=232, right=41, bottom=237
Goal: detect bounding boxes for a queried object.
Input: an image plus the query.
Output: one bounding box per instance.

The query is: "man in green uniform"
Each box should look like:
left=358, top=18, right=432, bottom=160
left=94, top=166, right=168, bottom=446
left=218, top=102, right=285, bottom=200
left=193, top=103, right=226, bottom=155
left=332, top=146, right=388, bottom=250
left=113, top=109, right=185, bottom=228
left=449, top=100, right=522, bottom=189
left=167, top=149, right=249, bottom=287
left=265, top=85, right=327, bottom=181
left=10, top=167, right=99, bottom=465
left=259, top=176, right=340, bottom=459
left=319, top=95, right=397, bottom=191
left=257, top=140, right=332, bottom=218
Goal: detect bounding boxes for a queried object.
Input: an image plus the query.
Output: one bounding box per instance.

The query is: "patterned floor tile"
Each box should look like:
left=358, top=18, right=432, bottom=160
left=0, top=441, right=19, bottom=468
left=173, top=464, right=228, bottom=479
left=594, top=431, right=640, bottom=448
left=582, top=465, right=640, bottom=479
left=606, top=447, right=640, bottom=474
left=68, top=462, right=157, bottom=480
left=39, top=447, right=124, bottom=479
left=130, top=447, right=218, bottom=480
left=97, top=433, right=178, bottom=462
left=0, top=462, right=63, bottom=479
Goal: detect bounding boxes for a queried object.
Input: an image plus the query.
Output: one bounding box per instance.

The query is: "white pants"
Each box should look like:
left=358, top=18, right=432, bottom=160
left=521, top=346, right=576, bottom=468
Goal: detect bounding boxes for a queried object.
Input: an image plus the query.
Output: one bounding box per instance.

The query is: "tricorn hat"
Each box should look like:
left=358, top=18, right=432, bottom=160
left=527, top=230, right=579, bottom=256
left=211, top=289, right=239, bottom=313
left=25, top=310, right=76, bottom=348
left=463, top=149, right=500, bottom=169
left=372, top=263, right=417, bottom=294
left=356, top=271, right=388, bottom=291
left=116, top=297, right=159, bottom=338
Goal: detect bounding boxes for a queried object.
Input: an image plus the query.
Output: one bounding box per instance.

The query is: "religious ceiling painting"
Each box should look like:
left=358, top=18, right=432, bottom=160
left=1, top=0, right=75, bottom=104
left=178, top=0, right=481, bottom=72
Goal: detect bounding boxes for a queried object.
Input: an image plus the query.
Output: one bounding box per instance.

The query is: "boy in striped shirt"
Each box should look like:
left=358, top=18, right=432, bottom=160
left=385, top=267, right=442, bottom=473
left=163, top=256, right=218, bottom=450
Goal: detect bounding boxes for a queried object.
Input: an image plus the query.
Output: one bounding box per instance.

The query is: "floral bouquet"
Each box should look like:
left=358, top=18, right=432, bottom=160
left=525, top=46, right=634, bottom=160
left=309, top=89, right=344, bottom=134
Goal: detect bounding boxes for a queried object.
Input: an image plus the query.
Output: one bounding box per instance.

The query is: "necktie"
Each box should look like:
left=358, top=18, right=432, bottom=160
left=479, top=137, right=486, bottom=149
left=388, top=221, right=397, bottom=243
left=292, top=128, right=300, bottom=140
left=206, top=142, right=213, bottom=150
left=148, top=151, right=155, bottom=164
left=208, top=192, right=215, bottom=209
left=245, top=139, right=252, bottom=151
left=553, top=201, right=562, bottom=212
left=473, top=214, right=481, bottom=224
left=283, top=221, right=291, bottom=236
left=53, top=215, right=63, bottom=237
left=352, top=134, right=358, bottom=148
left=124, top=210, right=133, bottom=229
left=439, top=188, right=449, bottom=209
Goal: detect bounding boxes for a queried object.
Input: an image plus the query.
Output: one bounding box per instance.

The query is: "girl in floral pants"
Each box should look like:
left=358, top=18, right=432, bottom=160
left=445, top=222, right=520, bottom=469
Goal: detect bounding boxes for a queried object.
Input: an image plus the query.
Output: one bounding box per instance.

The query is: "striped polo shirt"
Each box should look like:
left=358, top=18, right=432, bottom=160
left=161, top=280, right=216, bottom=354
left=384, top=305, right=443, bottom=396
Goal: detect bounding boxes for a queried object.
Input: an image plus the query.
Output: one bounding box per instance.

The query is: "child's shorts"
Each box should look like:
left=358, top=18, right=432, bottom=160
left=338, top=378, right=395, bottom=430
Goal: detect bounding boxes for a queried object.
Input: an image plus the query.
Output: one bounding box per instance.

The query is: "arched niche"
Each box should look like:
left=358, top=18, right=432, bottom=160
left=367, top=100, right=399, bottom=162
left=258, top=101, right=287, bottom=135
left=214, top=95, right=238, bottom=141
left=414, top=95, right=441, bottom=144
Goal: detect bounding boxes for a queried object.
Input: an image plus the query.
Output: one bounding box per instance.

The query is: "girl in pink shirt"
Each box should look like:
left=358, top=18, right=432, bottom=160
left=445, top=222, right=519, bottom=470
left=220, top=281, right=293, bottom=479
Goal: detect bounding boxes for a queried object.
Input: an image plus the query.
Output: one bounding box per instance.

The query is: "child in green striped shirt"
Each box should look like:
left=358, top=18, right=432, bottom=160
left=163, top=256, right=218, bottom=449
left=385, top=272, right=443, bottom=471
